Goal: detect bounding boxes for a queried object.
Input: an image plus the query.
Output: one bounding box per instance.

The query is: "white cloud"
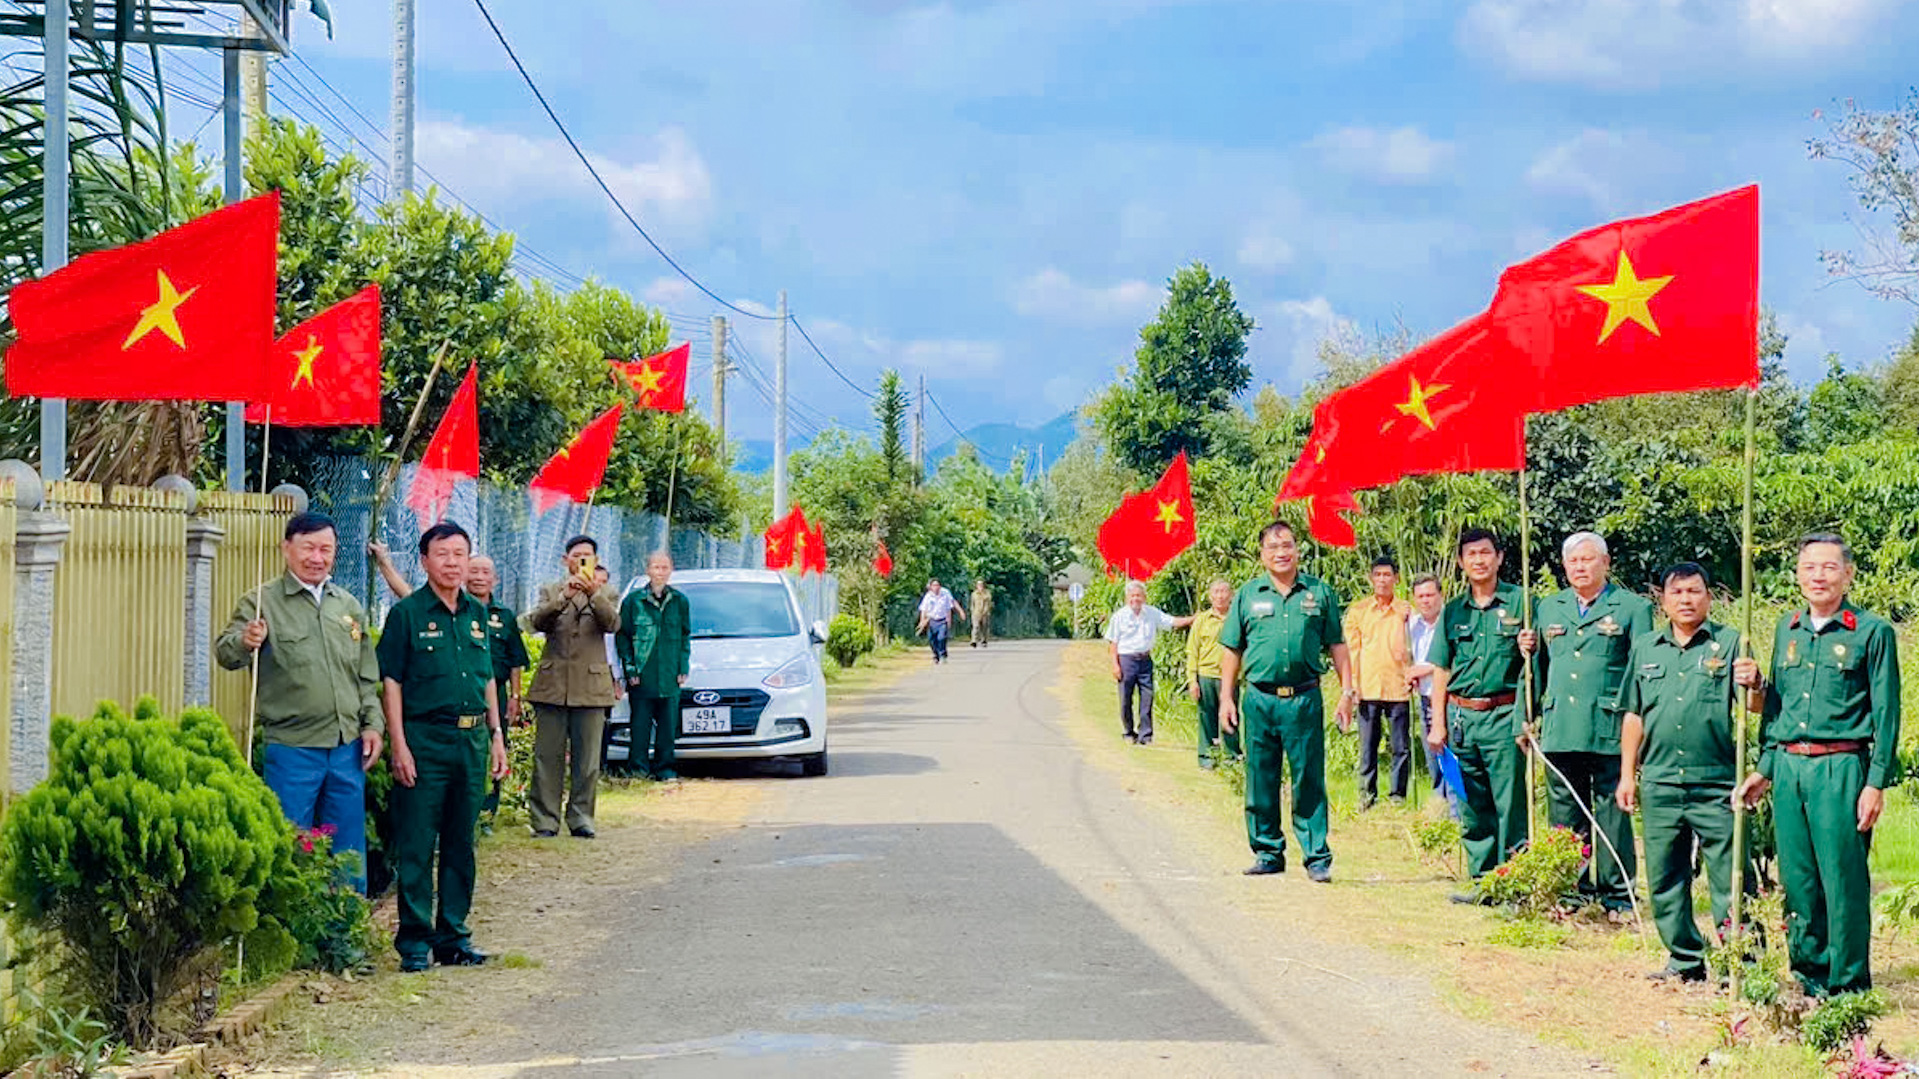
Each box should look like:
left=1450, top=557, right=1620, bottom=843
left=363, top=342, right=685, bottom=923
left=1522, top=128, right=1682, bottom=214
left=641, top=277, right=697, bottom=307
left=1237, top=229, right=1296, bottom=272
left=1309, top=125, right=1455, bottom=183
left=1012, top=268, right=1163, bottom=326
left=1251, top=296, right=1358, bottom=390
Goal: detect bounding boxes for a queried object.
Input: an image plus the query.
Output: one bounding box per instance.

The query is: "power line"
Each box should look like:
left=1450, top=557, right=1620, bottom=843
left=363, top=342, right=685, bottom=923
left=789, top=316, right=875, bottom=399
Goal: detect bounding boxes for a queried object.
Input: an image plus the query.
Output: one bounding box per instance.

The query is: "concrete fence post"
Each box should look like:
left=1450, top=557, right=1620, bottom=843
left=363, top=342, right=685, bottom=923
left=10, top=488, right=69, bottom=794
left=183, top=517, right=227, bottom=709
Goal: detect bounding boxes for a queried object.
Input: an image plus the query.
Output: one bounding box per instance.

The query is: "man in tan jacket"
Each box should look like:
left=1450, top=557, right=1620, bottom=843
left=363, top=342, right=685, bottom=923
left=526, top=535, right=621, bottom=838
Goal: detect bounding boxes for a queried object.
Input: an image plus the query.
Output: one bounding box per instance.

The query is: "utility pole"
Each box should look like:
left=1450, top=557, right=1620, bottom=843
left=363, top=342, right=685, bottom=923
left=710, top=315, right=728, bottom=447
left=240, top=12, right=268, bottom=139
left=773, top=291, right=789, bottom=518
left=222, top=32, right=246, bottom=491
left=38, top=0, right=68, bottom=482
left=390, top=0, right=416, bottom=196
left=912, top=374, right=925, bottom=480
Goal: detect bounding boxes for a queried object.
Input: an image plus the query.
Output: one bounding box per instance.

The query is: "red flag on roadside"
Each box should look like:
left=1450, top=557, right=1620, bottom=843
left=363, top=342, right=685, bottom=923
left=246, top=284, right=382, bottom=426
left=6, top=191, right=280, bottom=402
left=1491, top=184, right=1760, bottom=410
left=764, top=506, right=809, bottom=570
left=801, top=520, right=828, bottom=576
left=529, top=404, right=624, bottom=514
left=874, top=540, right=893, bottom=578
left=1096, top=452, right=1196, bottom=580
left=405, top=364, right=480, bottom=525
left=611, top=342, right=690, bottom=413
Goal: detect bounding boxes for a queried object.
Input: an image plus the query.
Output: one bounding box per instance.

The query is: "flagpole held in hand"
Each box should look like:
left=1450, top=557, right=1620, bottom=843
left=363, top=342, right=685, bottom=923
left=366, top=342, right=449, bottom=601
left=1728, top=384, right=1759, bottom=1000
left=662, top=412, right=683, bottom=552
left=244, top=407, right=275, bottom=765
left=1519, top=459, right=1537, bottom=843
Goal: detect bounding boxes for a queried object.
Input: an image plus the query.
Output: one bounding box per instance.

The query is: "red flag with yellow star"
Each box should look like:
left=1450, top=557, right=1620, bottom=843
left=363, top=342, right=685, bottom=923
left=1096, top=451, right=1195, bottom=580
left=530, top=404, right=625, bottom=514
left=1491, top=185, right=1760, bottom=410
left=611, top=342, right=690, bottom=413
left=6, top=191, right=279, bottom=401
left=245, top=284, right=382, bottom=426
left=405, top=363, right=480, bottom=525
left=764, top=506, right=809, bottom=571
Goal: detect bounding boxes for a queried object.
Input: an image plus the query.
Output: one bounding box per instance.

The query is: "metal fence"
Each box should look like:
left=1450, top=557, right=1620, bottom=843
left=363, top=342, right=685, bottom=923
left=46, top=482, right=188, bottom=721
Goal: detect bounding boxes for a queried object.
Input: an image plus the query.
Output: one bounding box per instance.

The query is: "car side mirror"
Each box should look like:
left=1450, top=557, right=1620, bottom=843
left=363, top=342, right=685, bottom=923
left=809, top=620, right=829, bottom=645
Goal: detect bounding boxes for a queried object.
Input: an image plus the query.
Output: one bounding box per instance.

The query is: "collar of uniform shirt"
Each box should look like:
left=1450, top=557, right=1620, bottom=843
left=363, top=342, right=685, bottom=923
left=288, top=572, right=328, bottom=606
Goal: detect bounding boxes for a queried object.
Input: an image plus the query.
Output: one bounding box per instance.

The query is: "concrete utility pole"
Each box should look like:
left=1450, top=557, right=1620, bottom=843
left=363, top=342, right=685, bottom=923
left=222, top=31, right=246, bottom=491
left=240, top=12, right=268, bottom=138
left=390, top=0, right=416, bottom=196
left=710, top=315, right=728, bottom=446
left=38, top=0, right=69, bottom=483
left=773, top=291, right=789, bottom=519
left=912, top=374, right=926, bottom=479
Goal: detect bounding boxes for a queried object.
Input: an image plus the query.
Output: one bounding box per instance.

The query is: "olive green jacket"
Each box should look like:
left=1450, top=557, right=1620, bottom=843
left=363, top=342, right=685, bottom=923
left=1757, top=601, right=1903, bottom=789
left=215, top=572, right=383, bottom=747
left=615, top=585, right=691, bottom=699
left=526, top=580, right=621, bottom=708
left=1534, top=584, right=1655, bottom=754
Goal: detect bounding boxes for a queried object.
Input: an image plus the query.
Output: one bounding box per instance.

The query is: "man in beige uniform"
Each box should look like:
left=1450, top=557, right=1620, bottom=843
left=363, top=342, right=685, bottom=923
left=526, top=534, right=621, bottom=838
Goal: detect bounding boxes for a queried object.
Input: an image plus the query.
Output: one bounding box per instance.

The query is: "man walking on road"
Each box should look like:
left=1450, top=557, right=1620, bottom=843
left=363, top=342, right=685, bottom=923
left=1735, top=534, right=1903, bottom=997
left=970, top=579, right=994, bottom=648
left=1219, top=521, right=1354, bottom=883
left=1344, top=556, right=1412, bottom=808
left=1526, top=532, right=1652, bottom=917
left=916, top=578, right=966, bottom=664
left=1187, top=578, right=1241, bottom=769
left=1104, top=580, right=1194, bottom=745
left=616, top=552, right=693, bottom=782
left=218, top=511, right=383, bottom=892
left=526, top=535, right=621, bottom=839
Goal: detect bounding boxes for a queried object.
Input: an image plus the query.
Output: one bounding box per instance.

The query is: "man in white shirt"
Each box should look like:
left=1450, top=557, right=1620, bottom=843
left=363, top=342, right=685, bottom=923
left=1404, top=573, right=1454, bottom=809
left=1103, top=580, right=1196, bottom=745
left=915, top=578, right=968, bottom=664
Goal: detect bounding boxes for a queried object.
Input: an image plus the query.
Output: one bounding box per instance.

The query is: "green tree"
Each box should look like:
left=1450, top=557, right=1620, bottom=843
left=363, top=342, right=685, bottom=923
left=1878, top=325, right=1919, bottom=437
left=1094, top=262, right=1254, bottom=473
left=1806, top=353, right=1886, bottom=445
left=875, top=368, right=910, bottom=484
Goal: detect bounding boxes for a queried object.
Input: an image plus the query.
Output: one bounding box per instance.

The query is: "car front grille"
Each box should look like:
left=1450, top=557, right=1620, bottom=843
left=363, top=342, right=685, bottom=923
left=679, top=687, right=771, bottom=736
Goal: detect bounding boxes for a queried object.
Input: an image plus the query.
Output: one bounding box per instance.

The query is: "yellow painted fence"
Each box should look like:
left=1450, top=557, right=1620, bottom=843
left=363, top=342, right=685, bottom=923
left=201, top=491, right=298, bottom=742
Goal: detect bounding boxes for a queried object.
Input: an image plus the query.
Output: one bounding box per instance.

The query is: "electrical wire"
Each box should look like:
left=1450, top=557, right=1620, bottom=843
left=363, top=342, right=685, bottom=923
left=789, top=316, right=874, bottom=399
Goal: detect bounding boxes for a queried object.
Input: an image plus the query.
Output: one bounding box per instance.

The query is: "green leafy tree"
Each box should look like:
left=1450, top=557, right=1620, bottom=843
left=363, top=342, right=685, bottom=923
left=1807, top=354, right=1887, bottom=445
left=1094, top=262, right=1254, bottom=473
left=875, top=368, right=910, bottom=484
left=1884, top=325, right=1919, bottom=436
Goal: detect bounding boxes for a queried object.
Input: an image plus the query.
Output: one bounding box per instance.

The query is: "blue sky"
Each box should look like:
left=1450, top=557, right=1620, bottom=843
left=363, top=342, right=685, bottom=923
left=205, top=1, right=1919, bottom=444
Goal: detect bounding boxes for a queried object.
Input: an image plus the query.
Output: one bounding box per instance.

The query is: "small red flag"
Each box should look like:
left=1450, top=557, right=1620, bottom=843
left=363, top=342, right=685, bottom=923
left=246, top=284, right=382, bottom=427
left=611, top=343, right=690, bottom=413
left=1096, top=452, right=1196, bottom=580
left=764, top=506, right=809, bottom=570
left=1491, top=185, right=1760, bottom=410
left=6, top=191, right=280, bottom=402
left=801, top=520, right=828, bottom=576
left=405, top=364, right=480, bottom=525
left=874, top=540, right=893, bottom=578
left=530, top=404, right=624, bottom=514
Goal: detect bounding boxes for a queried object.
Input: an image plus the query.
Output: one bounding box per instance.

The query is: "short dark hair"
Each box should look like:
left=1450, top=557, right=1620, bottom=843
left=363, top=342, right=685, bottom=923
left=1797, top=532, right=1854, bottom=566
left=1258, top=520, right=1297, bottom=545
left=284, top=511, right=337, bottom=542
left=1411, top=573, right=1442, bottom=592
left=1660, top=562, right=1711, bottom=589
left=563, top=534, right=598, bottom=556
left=1457, top=527, right=1499, bottom=556
left=1371, top=555, right=1399, bottom=573
left=419, top=521, right=471, bottom=557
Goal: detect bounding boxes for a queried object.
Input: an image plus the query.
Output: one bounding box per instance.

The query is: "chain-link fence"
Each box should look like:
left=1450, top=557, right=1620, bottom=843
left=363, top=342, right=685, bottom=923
left=305, top=457, right=836, bottom=625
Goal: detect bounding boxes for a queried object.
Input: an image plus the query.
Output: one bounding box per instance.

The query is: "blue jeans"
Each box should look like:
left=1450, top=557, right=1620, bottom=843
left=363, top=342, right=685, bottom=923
left=928, top=619, right=950, bottom=660
left=264, top=740, right=369, bottom=893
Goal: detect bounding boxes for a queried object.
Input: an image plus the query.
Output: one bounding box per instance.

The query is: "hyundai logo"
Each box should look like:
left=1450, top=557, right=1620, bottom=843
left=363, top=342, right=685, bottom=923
left=693, top=690, right=721, bottom=706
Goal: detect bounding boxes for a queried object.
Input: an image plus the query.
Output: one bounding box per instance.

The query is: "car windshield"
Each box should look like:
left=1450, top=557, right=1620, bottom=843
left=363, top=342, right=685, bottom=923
left=678, top=581, right=800, bottom=639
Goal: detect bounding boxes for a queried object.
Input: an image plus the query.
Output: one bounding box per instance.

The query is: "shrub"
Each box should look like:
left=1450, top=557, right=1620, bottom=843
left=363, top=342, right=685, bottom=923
left=256, top=827, right=378, bottom=975
left=1476, top=825, right=1586, bottom=917
left=1411, top=815, right=1464, bottom=879
left=825, top=614, right=876, bottom=669
left=1800, top=990, right=1889, bottom=1053
left=0, top=700, right=290, bottom=1045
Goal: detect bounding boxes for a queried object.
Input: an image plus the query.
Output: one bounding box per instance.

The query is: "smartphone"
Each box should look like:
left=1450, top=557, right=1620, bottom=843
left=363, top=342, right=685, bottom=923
left=575, top=552, right=599, bottom=583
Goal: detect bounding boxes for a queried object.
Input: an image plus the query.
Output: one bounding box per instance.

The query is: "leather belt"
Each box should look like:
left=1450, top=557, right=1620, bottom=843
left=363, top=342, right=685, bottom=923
left=414, top=713, right=486, bottom=728
left=1780, top=740, right=1867, bottom=757
left=1252, top=678, right=1319, bottom=699
left=1450, top=692, right=1518, bottom=712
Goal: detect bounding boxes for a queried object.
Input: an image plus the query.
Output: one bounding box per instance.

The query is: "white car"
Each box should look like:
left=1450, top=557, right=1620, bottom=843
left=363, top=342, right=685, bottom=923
left=606, top=568, right=830, bottom=777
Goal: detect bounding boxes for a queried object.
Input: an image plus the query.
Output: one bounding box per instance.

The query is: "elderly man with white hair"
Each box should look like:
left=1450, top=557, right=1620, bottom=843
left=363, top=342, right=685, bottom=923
left=1524, top=530, right=1654, bottom=917
left=1103, top=580, right=1196, bottom=745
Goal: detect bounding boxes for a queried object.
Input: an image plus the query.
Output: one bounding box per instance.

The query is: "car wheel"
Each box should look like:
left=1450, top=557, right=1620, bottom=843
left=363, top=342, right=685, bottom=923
left=798, top=750, right=828, bottom=777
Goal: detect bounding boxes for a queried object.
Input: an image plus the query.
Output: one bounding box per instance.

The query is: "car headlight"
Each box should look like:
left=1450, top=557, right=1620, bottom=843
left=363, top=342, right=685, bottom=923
left=762, top=654, right=814, bottom=689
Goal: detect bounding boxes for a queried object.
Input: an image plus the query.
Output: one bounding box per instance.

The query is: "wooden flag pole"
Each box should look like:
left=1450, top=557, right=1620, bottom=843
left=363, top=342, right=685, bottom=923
left=243, top=408, right=275, bottom=765
left=366, top=343, right=450, bottom=601
left=661, top=412, right=684, bottom=552
left=1519, top=459, right=1538, bottom=843
left=1728, top=384, right=1759, bottom=1001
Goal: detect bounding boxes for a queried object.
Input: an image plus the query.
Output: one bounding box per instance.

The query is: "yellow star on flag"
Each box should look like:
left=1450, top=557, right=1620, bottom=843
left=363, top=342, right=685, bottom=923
left=1394, top=376, right=1450, bottom=430
left=1155, top=498, right=1184, bottom=532
left=630, top=360, right=666, bottom=401
left=122, top=270, right=199, bottom=350
left=1576, top=250, right=1673, bottom=343
left=768, top=534, right=784, bottom=555
left=291, top=335, right=324, bottom=388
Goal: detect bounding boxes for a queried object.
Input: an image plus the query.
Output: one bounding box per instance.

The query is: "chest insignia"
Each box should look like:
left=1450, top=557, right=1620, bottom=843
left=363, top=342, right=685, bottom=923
left=1495, top=608, right=1507, bottom=620
left=1703, top=657, right=1727, bottom=674
left=1300, top=594, right=1319, bottom=614
left=1545, top=624, right=1567, bottom=638
left=471, top=621, right=486, bottom=640
left=1251, top=601, right=1276, bottom=618
left=489, top=614, right=504, bottom=629
left=1834, top=644, right=1847, bottom=660
left=1786, top=640, right=1798, bottom=665
left=1709, top=640, right=1721, bottom=652
left=427, top=621, right=438, bottom=632
left=1598, top=616, right=1620, bottom=636
left=341, top=614, right=361, bottom=642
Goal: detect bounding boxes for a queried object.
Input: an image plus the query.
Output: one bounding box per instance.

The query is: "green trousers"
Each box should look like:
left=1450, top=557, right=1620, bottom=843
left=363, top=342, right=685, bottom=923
left=1546, top=750, right=1636, bottom=909
left=1642, top=780, right=1752, bottom=972
left=1451, top=703, right=1528, bottom=878
left=1242, top=687, right=1330, bottom=871
left=630, top=694, right=679, bottom=779
left=1196, top=677, right=1243, bottom=765
left=1773, top=751, right=1875, bottom=995
left=390, top=721, right=488, bottom=960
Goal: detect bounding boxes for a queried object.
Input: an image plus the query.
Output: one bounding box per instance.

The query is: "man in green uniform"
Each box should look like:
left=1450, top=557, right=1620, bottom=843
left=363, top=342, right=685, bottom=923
left=1426, top=527, right=1533, bottom=895
left=1187, top=578, right=1242, bottom=770
left=616, top=551, right=692, bottom=781
left=1526, top=531, right=1653, bottom=916
left=377, top=522, right=508, bottom=973
left=1218, top=521, right=1354, bottom=883
left=1618, top=562, right=1751, bottom=981
left=1735, top=533, right=1903, bottom=996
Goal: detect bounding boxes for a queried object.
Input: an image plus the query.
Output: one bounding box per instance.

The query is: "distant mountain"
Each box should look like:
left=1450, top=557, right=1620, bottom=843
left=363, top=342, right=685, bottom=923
left=929, top=411, right=1078, bottom=471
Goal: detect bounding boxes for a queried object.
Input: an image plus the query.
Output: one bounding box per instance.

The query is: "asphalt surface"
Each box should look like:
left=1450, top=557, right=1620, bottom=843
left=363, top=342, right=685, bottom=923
left=343, top=640, right=1596, bottom=1077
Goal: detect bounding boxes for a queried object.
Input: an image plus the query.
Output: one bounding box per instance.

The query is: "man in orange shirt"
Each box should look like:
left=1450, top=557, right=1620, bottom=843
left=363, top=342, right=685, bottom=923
left=1343, top=556, right=1412, bottom=808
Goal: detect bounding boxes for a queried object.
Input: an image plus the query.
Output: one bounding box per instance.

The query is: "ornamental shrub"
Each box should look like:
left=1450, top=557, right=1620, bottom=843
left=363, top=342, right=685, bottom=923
left=1476, top=825, right=1587, bottom=917
left=0, top=699, right=291, bottom=1045
left=825, top=614, right=876, bottom=669
left=256, top=826, right=377, bottom=975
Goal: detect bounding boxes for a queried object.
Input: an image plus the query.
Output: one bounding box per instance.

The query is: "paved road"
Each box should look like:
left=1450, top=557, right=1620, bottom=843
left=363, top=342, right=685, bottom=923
left=381, top=640, right=1593, bottom=1077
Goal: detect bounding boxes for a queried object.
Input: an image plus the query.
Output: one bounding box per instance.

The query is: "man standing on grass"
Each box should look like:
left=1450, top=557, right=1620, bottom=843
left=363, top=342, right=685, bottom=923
left=1187, top=579, right=1241, bottom=770
left=1525, top=532, right=1652, bottom=919
left=1405, top=573, right=1452, bottom=810
left=617, top=552, right=693, bottom=782
left=1218, top=521, right=1353, bottom=883
left=1426, top=527, right=1533, bottom=899
left=1735, top=533, right=1903, bottom=997
left=1618, top=562, right=1753, bottom=983
left=1343, top=556, right=1412, bottom=809
left=1103, top=580, right=1195, bottom=746
left=915, top=578, right=966, bottom=664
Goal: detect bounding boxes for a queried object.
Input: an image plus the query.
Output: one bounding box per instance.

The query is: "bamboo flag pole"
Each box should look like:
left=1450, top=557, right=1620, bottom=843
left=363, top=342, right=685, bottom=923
left=364, top=343, right=450, bottom=602
left=1728, top=384, right=1759, bottom=1000
left=243, top=408, right=275, bottom=765
left=1519, top=459, right=1538, bottom=842
left=661, top=412, right=684, bottom=552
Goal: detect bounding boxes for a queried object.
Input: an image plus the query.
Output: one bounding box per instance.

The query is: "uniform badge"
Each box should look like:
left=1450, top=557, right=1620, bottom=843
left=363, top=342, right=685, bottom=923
left=471, top=621, right=486, bottom=640
left=1786, top=640, right=1798, bottom=665
left=489, top=614, right=503, bottom=629
left=1545, top=624, right=1567, bottom=638
left=1834, top=644, right=1847, bottom=660
left=342, top=614, right=361, bottom=642
left=1495, top=608, right=1507, bottom=620
left=1300, top=594, right=1319, bottom=614
left=1598, top=616, right=1620, bottom=636
left=1704, top=658, right=1727, bottom=674
left=1709, top=640, right=1722, bottom=652
left=427, top=621, right=438, bottom=631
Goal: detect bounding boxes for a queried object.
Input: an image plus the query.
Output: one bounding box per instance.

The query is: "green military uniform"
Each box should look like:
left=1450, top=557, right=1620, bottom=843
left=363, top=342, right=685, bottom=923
left=477, top=597, right=530, bottom=817
left=1535, top=583, right=1653, bottom=910
left=1429, top=582, right=1533, bottom=878
left=376, top=586, right=497, bottom=964
left=1217, top=572, right=1343, bottom=873
left=1620, top=620, right=1752, bottom=975
left=614, top=585, right=692, bottom=780
left=1758, top=601, right=1903, bottom=996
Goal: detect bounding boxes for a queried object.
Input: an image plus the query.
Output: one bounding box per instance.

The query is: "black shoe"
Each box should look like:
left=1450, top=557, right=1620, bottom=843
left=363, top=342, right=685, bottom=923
left=570, top=826, right=596, bottom=839
left=1243, top=856, right=1286, bottom=876
left=1123, top=732, right=1138, bottom=744
left=1308, top=865, right=1332, bottom=884
left=1138, top=735, right=1153, bottom=745
left=432, top=945, right=491, bottom=967
left=532, top=829, right=558, bottom=839
left=1647, top=966, right=1706, bottom=983
left=1359, top=794, right=1378, bottom=811
left=399, top=954, right=431, bottom=973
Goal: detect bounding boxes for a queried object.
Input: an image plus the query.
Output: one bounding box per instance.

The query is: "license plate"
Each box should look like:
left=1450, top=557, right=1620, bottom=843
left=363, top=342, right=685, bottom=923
left=682, top=706, right=731, bottom=734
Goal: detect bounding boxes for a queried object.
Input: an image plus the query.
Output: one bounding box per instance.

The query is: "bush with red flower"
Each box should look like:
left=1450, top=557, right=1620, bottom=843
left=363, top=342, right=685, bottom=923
left=253, top=825, right=377, bottom=975
left=1475, top=826, right=1587, bottom=918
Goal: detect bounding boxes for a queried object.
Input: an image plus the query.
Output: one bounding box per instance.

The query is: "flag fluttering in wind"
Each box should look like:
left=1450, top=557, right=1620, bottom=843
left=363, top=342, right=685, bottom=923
left=874, top=539, right=894, bottom=578
left=764, top=506, right=810, bottom=571
left=801, top=519, right=828, bottom=576
left=6, top=191, right=280, bottom=402
left=529, top=404, right=624, bottom=514
left=611, top=342, right=690, bottom=413
left=405, top=363, right=480, bottom=525
left=246, top=284, right=382, bottom=426
left=1096, top=451, right=1196, bottom=580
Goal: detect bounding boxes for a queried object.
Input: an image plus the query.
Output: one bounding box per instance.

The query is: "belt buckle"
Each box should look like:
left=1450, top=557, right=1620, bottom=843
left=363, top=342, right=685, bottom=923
left=456, top=715, right=478, bottom=730
left=1273, top=685, right=1293, bottom=698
